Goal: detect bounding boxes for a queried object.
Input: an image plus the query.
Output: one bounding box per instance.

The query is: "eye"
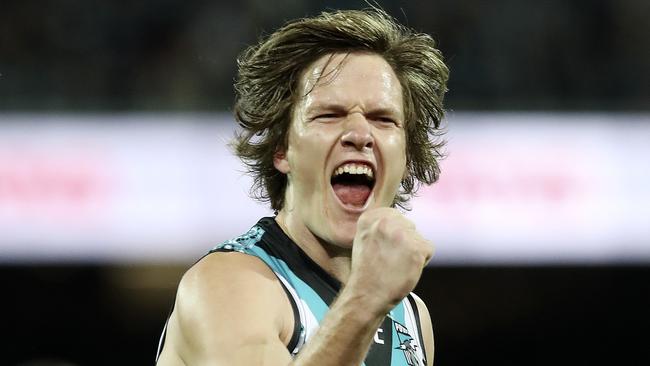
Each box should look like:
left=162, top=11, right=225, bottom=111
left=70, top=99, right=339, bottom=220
left=374, top=116, right=399, bottom=126
left=318, top=113, right=338, bottom=119
left=313, top=113, right=341, bottom=122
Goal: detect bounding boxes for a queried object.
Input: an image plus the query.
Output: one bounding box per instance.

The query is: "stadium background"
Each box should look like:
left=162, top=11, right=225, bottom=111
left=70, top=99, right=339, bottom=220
left=2, top=0, right=649, bottom=365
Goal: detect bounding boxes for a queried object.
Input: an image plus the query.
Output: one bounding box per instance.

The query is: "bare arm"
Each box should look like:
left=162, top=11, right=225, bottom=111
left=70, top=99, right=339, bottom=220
left=156, top=252, right=294, bottom=366
left=157, top=252, right=389, bottom=366
left=158, top=208, right=432, bottom=366
left=294, top=209, right=434, bottom=365
left=290, top=283, right=388, bottom=365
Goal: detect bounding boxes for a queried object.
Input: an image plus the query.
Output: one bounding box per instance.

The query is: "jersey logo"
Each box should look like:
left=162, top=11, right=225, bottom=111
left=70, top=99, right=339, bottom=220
left=396, top=339, right=421, bottom=366
left=213, top=225, right=265, bottom=252
left=393, top=321, right=424, bottom=366
left=374, top=327, right=385, bottom=344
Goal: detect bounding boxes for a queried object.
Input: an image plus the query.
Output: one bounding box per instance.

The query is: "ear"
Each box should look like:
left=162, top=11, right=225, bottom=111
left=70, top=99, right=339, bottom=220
left=273, top=149, right=290, bottom=174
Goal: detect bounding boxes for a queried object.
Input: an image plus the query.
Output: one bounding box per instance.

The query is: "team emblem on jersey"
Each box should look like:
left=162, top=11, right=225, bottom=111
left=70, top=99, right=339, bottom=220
left=213, top=225, right=265, bottom=252
left=393, top=321, right=424, bottom=366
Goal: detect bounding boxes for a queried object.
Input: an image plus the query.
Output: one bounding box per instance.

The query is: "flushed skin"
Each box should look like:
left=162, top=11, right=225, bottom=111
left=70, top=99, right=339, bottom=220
left=232, top=9, right=448, bottom=211
left=157, top=8, right=446, bottom=366
left=157, top=52, right=435, bottom=366
left=274, top=53, right=407, bottom=256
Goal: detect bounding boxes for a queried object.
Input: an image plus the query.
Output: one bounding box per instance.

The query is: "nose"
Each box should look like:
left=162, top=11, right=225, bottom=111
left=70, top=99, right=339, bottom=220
left=340, top=113, right=374, bottom=150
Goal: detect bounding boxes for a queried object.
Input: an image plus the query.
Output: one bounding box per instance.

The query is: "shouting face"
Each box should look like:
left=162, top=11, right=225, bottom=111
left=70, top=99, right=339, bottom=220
left=274, top=52, right=407, bottom=248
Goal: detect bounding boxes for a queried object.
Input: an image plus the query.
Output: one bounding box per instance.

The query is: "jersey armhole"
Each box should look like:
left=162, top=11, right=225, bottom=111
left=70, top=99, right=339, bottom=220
left=213, top=248, right=303, bottom=354
left=276, top=274, right=302, bottom=353
left=156, top=248, right=303, bottom=361
left=406, top=293, right=428, bottom=364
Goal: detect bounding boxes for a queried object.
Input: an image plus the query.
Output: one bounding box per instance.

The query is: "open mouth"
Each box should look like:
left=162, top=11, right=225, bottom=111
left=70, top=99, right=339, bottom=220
left=330, top=162, right=376, bottom=208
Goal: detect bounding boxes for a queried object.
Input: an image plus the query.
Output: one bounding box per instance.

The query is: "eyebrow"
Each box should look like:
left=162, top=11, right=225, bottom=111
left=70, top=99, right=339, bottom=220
left=365, top=107, right=403, bottom=119
left=305, top=103, right=347, bottom=115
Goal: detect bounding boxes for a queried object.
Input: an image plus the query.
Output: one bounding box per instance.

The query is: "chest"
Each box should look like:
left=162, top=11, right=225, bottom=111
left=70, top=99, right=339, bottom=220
left=284, top=273, right=427, bottom=366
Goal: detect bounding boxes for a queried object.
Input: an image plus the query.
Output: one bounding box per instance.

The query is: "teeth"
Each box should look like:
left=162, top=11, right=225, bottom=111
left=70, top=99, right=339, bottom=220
left=332, top=163, right=374, bottom=179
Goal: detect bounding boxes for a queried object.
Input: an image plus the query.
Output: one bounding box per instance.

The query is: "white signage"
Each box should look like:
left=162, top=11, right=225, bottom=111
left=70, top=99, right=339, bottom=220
left=0, top=112, right=648, bottom=264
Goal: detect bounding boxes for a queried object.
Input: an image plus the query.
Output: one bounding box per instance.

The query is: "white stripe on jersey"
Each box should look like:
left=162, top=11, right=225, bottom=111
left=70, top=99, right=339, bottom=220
left=403, top=295, right=427, bottom=366
left=275, top=272, right=319, bottom=355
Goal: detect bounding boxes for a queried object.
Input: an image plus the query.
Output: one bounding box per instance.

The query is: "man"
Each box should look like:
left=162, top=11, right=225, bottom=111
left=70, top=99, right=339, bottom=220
left=156, top=7, right=448, bottom=366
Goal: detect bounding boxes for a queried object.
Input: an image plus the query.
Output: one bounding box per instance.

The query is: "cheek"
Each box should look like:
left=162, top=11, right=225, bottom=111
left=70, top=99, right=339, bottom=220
left=380, top=133, right=407, bottom=194
left=385, top=133, right=407, bottom=165
left=287, top=130, right=330, bottom=185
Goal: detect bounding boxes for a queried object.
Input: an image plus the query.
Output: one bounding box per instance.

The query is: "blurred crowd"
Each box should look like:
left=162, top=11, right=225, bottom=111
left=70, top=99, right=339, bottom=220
left=1, top=0, right=648, bottom=111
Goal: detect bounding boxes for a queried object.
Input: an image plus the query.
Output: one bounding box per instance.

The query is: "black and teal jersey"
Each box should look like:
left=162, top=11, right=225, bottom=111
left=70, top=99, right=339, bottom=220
left=156, top=217, right=429, bottom=366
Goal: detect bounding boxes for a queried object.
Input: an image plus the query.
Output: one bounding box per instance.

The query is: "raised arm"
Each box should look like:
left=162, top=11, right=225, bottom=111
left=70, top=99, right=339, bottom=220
left=158, top=208, right=433, bottom=366
left=157, top=251, right=389, bottom=366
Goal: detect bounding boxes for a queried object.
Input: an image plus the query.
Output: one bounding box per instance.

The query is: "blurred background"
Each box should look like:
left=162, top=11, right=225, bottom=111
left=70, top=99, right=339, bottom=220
left=2, top=0, right=649, bottom=365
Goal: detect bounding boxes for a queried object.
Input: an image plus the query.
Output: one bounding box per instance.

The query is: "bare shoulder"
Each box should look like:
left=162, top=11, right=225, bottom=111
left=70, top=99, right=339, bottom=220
left=411, top=292, right=435, bottom=366
left=157, top=252, right=294, bottom=366
left=180, top=251, right=283, bottom=300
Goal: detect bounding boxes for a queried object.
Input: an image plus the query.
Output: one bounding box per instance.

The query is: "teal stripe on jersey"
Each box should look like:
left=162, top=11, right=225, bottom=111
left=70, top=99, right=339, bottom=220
left=393, top=300, right=426, bottom=366
left=213, top=222, right=425, bottom=366
left=213, top=225, right=329, bottom=322
left=390, top=302, right=405, bottom=366
left=248, top=244, right=330, bottom=322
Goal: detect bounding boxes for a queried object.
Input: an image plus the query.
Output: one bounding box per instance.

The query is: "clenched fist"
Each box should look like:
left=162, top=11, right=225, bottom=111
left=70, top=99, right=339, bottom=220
left=346, top=207, right=434, bottom=314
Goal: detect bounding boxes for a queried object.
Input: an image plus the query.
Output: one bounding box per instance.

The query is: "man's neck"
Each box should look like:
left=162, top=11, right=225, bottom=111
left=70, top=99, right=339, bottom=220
left=275, top=211, right=353, bottom=284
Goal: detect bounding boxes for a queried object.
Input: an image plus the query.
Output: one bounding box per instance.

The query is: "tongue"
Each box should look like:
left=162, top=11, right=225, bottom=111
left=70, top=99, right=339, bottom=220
left=332, top=183, right=371, bottom=207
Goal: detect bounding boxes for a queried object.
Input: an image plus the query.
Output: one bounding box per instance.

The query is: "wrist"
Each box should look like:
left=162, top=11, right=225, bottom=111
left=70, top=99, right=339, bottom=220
left=337, top=281, right=394, bottom=320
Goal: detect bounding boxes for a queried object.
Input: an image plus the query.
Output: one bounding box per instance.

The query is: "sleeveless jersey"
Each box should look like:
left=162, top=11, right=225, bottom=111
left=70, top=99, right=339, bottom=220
left=156, top=217, right=429, bottom=366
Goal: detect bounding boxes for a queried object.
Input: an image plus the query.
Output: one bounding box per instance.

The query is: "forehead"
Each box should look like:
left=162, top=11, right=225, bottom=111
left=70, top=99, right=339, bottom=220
left=297, top=52, right=404, bottom=116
